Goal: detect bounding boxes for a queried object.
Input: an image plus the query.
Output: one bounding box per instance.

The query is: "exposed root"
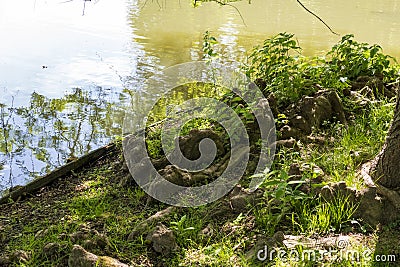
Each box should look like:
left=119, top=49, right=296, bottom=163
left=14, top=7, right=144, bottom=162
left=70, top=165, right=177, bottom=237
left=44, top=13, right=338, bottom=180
left=359, top=161, right=400, bottom=210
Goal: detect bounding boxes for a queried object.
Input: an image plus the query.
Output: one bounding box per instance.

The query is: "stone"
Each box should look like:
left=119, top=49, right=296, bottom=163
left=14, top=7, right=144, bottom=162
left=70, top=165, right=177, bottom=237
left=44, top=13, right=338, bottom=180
left=94, top=234, right=111, bottom=249
left=158, top=165, right=187, bottom=186
left=128, top=207, right=177, bottom=241
left=43, top=242, right=62, bottom=259
left=70, top=231, right=90, bottom=243
left=353, top=187, right=383, bottom=226
left=199, top=223, right=214, bottom=238
left=82, top=239, right=98, bottom=250
left=267, top=92, right=279, bottom=117
left=284, top=90, right=347, bottom=137
left=146, top=223, right=179, bottom=256
left=300, top=94, right=332, bottom=130
left=10, top=250, right=30, bottom=263
left=245, top=231, right=286, bottom=261
left=229, top=185, right=263, bottom=212
left=0, top=255, right=11, bottom=265
left=176, top=129, right=225, bottom=161
left=291, top=115, right=311, bottom=133
left=275, top=138, right=299, bottom=151
left=288, top=163, right=301, bottom=176
left=68, top=245, right=130, bottom=267
left=35, top=228, right=49, bottom=239
left=280, top=125, right=302, bottom=140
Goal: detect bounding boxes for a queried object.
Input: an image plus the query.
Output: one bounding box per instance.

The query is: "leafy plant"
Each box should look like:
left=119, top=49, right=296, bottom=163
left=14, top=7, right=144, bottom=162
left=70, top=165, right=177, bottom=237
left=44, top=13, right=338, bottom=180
left=328, top=34, right=399, bottom=81
left=170, top=214, right=201, bottom=246
left=203, top=31, right=219, bottom=60
left=253, top=169, right=311, bottom=235
left=245, top=33, right=399, bottom=107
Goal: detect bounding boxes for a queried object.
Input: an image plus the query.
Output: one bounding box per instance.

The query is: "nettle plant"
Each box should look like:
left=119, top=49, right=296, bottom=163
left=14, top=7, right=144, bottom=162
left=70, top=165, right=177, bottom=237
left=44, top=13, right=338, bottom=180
left=245, top=33, right=400, bottom=107
left=328, top=34, right=398, bottom=81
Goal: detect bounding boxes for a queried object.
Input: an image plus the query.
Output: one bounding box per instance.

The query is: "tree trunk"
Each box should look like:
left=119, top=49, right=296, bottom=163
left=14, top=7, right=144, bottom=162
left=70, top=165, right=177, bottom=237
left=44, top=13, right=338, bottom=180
left=371, top=88, right=400, bottom=189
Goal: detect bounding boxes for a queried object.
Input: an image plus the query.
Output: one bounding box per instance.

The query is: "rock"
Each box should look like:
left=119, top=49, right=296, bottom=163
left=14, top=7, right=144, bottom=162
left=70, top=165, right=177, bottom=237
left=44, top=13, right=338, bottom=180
left=70, top=231, right=90, bottom=243
left=267, top=92, right=279, bottom=117
left=68, top=245, right=130, bottom=267
left=302, top=163, right=325, bottom=177
left=0, top=255, right=11, bottom=265
left=254, top=78, right=267, bottom=90
left=43, top=242, right=62, bottom=259
left=324, top=90, right=347, bottom=124
left=35, top=228, right=49, bottom=239
left=291, top=115, right=311, bottom=133
left=158, top=165, right=189, bottom=186
left=354, top=187, right=384, bottom=227
left=349, top=91, right=372, bottom=109
left=283, top=90, right=347, bottom=138
left=82, top=239, right=98, bottom=250
left=245, top=231, right=286, bottom=260
left=276, top=138, right=299, bottom=150
left=299, top=94, right=331, bottom=131
left=229, top=185, right=263, bottom=212
left=288, top=163, right=301, bottom=176
left=146, top=223, right=179, bottom=256
left=68, top=245, right=97, bottom=267
left=320, top=181, right=357, bottom=203
left=94, top=234, right=111, bottom=249
left=279, top=125, right=302, bottom=140
left=351, top=75, right=392, bottom=98
left=10, top=250, right=30, bottom=263
left=128, top=206, right=177, bottom=241
left=199, top=223, right=214, bottom=238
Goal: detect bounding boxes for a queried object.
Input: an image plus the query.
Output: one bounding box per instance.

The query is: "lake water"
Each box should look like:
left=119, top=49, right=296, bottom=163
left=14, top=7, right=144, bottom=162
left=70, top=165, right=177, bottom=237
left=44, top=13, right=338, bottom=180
left=1, top=0, right=400, bottom=192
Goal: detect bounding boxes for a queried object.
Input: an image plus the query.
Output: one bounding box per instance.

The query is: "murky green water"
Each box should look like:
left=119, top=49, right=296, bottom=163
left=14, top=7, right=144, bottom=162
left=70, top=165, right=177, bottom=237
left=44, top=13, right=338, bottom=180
left=1, top=0, right=400, bottom=192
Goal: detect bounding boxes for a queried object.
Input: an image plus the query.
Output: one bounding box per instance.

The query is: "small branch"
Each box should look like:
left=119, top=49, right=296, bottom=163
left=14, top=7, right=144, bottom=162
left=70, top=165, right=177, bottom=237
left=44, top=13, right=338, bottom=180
left=296, top=0, right=339, bottom=36
left=197, top=0, right=247, bottom=26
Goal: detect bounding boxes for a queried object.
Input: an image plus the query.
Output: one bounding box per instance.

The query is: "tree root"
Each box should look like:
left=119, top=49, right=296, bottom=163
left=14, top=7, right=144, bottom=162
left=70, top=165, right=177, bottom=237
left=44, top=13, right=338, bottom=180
left=360, top=161, right=400, bottom=210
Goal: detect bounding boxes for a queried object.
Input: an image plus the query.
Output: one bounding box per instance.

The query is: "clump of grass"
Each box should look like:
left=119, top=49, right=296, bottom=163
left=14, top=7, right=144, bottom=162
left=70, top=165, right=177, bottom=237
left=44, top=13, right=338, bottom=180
left=294, top=194, right=359, bottom=235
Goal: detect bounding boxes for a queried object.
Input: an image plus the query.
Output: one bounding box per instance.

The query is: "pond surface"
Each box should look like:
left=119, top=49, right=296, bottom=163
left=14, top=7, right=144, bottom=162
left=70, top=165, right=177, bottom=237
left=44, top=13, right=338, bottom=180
left=1, top=0, right=400, bottom=193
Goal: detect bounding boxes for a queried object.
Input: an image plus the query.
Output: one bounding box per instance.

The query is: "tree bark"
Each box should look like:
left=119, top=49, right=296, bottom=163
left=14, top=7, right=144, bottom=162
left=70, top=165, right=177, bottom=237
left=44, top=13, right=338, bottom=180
left=371, top=88, right=400, bottom=189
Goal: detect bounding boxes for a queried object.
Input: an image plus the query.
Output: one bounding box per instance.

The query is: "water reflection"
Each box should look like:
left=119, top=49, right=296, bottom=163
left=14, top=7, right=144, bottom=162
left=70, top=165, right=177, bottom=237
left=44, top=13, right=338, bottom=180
left=0, top=87, right=125, bottom=193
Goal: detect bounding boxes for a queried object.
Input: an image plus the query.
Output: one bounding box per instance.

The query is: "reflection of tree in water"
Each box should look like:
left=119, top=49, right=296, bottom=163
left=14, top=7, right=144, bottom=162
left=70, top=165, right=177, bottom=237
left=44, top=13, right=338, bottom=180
left=0, top=87, right=125, bottom=193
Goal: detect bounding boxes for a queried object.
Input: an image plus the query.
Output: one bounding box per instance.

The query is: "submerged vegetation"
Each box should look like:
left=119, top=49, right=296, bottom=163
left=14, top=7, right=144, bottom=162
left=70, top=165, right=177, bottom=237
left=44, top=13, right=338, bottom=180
left=1, top=33, right=400, bottom=266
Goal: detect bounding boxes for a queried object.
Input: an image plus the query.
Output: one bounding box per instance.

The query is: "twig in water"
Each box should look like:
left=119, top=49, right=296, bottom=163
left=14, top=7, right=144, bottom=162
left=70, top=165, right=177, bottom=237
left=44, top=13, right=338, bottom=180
left=296, top=0, right=339, bottom=35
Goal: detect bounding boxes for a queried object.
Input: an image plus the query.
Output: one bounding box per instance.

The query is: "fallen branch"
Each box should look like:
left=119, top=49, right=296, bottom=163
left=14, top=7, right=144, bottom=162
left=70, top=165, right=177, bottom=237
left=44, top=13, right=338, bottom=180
left=0, top=143, right=116, bottom=205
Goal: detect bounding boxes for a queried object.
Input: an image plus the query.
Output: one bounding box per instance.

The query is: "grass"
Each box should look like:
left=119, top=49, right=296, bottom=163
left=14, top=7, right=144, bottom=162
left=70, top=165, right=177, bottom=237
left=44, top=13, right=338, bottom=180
left=293, top=194, right=359, bottom=235
left=307, top=100, right=395, bottom=188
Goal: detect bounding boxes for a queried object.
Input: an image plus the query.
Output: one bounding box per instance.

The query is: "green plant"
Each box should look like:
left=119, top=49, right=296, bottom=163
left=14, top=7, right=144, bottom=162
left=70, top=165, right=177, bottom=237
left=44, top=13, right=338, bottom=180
left=253, top=169, right=311, bottom=235
left=328, top=34, right=399, bottom=82
left=245, top=33, right=399, bottom=108
left=294, top=194, right=358, bottom=235
left=203, top=31, right=219, bottom=60
left=170, top=213, right=202, bottom=246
